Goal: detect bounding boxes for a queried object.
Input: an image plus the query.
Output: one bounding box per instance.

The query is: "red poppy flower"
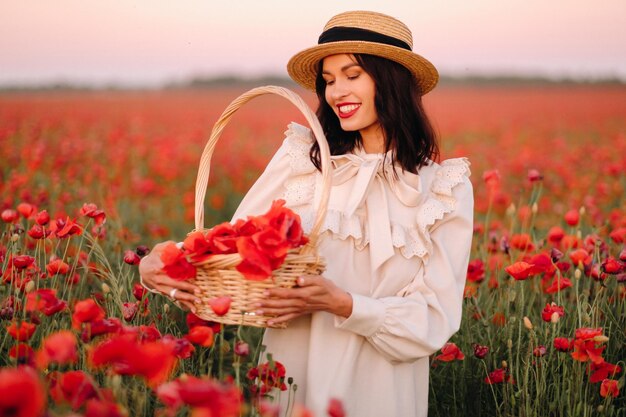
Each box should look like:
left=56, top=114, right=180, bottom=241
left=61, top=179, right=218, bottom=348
left=601, top=256, right=623, bottom=274
left=257, top=400, right=280, bottom=417
left=72, top=298, right=106, bottom=329
left=466, top=259, right=485, bottom=283
left=208, top=296, right=232, bottom=317
left=473, top=344, right=489, bottom=359
left=609, top=227, right=626, bottom=244
left=53, top=217, right=83, bottom=238
left=84, top=398, right=125, bottom=417
left=505, top=261, right=534, bottom=280
left=553, top=337, right=572, bottom=352
left=80, top=203, right=106, bottom=225
left=7, top=321, right=37, bottom=342
left=36, top=330, right=78, bottom=369
left=575, top=327, right=603, bottom=341
left=160, top=242, right=196, bottom=280
left=185, top=325, right=215, bottom=347
left=233, top=216, right=266, bottom=238
left=484, top=367, right=514, bottom=384
left=509, top=234, right=535, bottom=252
left=482, top=169, right=501, bottom=191
left=46, top=259, right=70, bottom=276
left=252, top=228, right=291, bottom=264
left=589, top=361, right=622, bottom=383
left=264, top=199, right=307, bottom=247
left=9, top=343, right=35, bottom=365
left=204, top=223, right=239, bottom=254
left=600, top=379, right=620, bottom=398
left=544, top=276, right=572, bottom=294
left=327, top=398, right=346, bottom=417
left=0, top=366, right=46, bottom=417
left=122, top=302, right=138, bottom=322
left=80, top=318, right=122, bottom=342
left=434, top=342, right=465, bottom=362
left=123, top=250, right=141, bottom=265
left=247, top=360, right=287, bottom=394
left=569, top=248, right=591, bottom=268
left=547, top=227, right=565, bottom=244
left=17, top=202, right=37, bottom=218
left=533, top=345, right=547, bottom=357
left=156, top=375, right=242, bottom=417
left=564, top=209, right=580, bottom=226
left=27, top=224, right=53, bottom=239
left=25, top=289, right=67, bottom=316
left=161, top=334, right=196, bottom=359
left=541, top=303, right=564, bottom=322
left=89, top=333, right=178, bottom=388
left=527, top=252, right=554, bottom=275
left=12, top=255, right=36, bottom=269
left=1, top=209, right=19, bottom=223
left=34, top=210, right=50, bottom=226
left=491, top=312, right=506, bottom=326
left=571, top=339, right=605, bottom=364
left=527, top=169, right=542, bottom=182
left=49, top=370, right=99, bottom=410
left=236, top=237, right=273, bottom=281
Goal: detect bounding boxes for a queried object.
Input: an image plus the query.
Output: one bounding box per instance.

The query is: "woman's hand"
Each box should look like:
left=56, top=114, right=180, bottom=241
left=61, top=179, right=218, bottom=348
left=138, top=241, right=201, bottom=313
left=255, top=275, right=353, bottom=326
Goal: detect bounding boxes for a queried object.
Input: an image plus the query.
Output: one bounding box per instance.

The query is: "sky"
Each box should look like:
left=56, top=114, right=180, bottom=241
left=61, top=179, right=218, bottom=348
left=1, top=0, right=625, bottom=86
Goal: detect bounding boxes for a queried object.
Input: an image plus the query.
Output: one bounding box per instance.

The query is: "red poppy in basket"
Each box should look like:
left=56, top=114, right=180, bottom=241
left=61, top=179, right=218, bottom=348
left=160, top=199, right=308, bottom=281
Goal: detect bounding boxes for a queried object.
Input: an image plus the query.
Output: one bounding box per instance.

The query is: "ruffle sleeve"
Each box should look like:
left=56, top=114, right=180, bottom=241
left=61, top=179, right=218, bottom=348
left=335, top=161, right=474, bottom=363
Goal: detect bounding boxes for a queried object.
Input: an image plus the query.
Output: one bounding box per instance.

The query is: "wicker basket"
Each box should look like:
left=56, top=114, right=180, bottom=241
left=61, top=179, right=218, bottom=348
left=190, top=86, right=331, bottom=328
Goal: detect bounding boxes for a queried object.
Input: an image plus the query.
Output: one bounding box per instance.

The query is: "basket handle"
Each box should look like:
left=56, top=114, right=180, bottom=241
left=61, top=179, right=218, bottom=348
left=194, top=85, right=332, bottom=251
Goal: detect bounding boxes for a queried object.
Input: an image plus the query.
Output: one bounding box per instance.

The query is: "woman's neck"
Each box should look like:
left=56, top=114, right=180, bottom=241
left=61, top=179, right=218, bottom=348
left=359, top=124, right=385, bottom=154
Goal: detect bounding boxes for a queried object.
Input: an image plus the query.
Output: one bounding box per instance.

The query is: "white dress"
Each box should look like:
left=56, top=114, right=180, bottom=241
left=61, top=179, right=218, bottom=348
left=231, top=123, right=474, bottom=417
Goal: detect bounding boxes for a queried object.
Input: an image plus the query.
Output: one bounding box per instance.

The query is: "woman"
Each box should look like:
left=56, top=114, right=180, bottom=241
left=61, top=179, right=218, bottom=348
left=140, top=10, right=473, bottom=417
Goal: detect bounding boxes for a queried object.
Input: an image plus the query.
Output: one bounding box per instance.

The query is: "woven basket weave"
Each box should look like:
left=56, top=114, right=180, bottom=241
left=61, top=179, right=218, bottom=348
left=190, top=86, right=331, bottom=328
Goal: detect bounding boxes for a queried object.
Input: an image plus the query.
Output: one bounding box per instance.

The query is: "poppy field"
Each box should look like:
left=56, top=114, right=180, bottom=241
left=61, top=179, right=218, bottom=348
left=1, top=84, right=625, bottom=417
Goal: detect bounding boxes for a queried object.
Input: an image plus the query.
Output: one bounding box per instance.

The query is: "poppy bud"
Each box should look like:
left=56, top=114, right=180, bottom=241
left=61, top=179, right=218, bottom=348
left=234, top=341, right=250, bottom=357
left=550, top=247, right=563, bottom=263
left=593, top=335, right=609, bottom=343
left=551, top=312, right=561, bottom=323
left=24, top=281, right=36, bottom=293
left=531, top=203, right=538, bottom=214
left=506, top=204, right=516, bottom=217
left=523, top=316, right=533, bottom=330
left=574, top=269, right=582, bottom=279
left=136, top=245, right=151, bottom=257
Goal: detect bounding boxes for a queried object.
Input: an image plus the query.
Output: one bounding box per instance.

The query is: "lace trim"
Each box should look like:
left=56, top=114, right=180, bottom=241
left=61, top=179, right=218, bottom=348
left=281, top=122, right=471, bottom=262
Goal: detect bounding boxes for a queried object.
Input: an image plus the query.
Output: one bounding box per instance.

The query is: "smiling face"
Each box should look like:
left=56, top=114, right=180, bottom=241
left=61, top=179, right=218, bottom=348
left=321, top=54, right=382, bottom=147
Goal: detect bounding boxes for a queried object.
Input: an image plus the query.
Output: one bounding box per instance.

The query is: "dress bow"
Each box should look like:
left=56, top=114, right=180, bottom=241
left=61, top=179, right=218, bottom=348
left=329, top=152, right=421, bottom=271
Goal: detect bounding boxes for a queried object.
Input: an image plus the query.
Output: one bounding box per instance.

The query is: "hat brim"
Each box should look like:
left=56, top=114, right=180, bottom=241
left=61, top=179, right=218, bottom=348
left=287, top=41, right=439, bottom=95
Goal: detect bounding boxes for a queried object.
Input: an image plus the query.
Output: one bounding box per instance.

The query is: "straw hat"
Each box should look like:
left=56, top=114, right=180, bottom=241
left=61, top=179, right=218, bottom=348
left=287, top=11, right=439, bottom=95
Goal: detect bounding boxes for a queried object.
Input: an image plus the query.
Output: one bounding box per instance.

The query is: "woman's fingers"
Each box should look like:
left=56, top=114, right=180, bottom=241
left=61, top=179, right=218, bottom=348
left=267, top=312, right=302, bottom=326
left=171, top=286, right=202, bottom=305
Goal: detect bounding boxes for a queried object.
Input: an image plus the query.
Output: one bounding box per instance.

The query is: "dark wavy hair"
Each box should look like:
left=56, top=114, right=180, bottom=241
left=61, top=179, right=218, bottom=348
left=309, top=54, right=439, bottom=174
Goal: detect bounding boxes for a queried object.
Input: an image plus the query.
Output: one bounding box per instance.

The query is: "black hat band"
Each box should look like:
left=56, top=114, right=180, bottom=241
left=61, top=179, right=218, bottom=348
left=318, top=26, right=412, bottom=51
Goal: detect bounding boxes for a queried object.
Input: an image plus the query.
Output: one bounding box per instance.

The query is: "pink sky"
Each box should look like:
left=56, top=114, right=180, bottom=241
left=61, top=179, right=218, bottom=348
left=1, top=0, right=625, bottom=86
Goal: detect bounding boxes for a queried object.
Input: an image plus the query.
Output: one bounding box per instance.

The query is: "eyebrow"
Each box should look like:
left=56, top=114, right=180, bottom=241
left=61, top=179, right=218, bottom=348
left=321, top=63, right=361, bottom=75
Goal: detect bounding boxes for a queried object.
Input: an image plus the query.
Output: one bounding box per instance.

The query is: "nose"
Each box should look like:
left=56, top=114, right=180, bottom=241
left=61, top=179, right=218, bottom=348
left=329, top=79, right=349, bottom=101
